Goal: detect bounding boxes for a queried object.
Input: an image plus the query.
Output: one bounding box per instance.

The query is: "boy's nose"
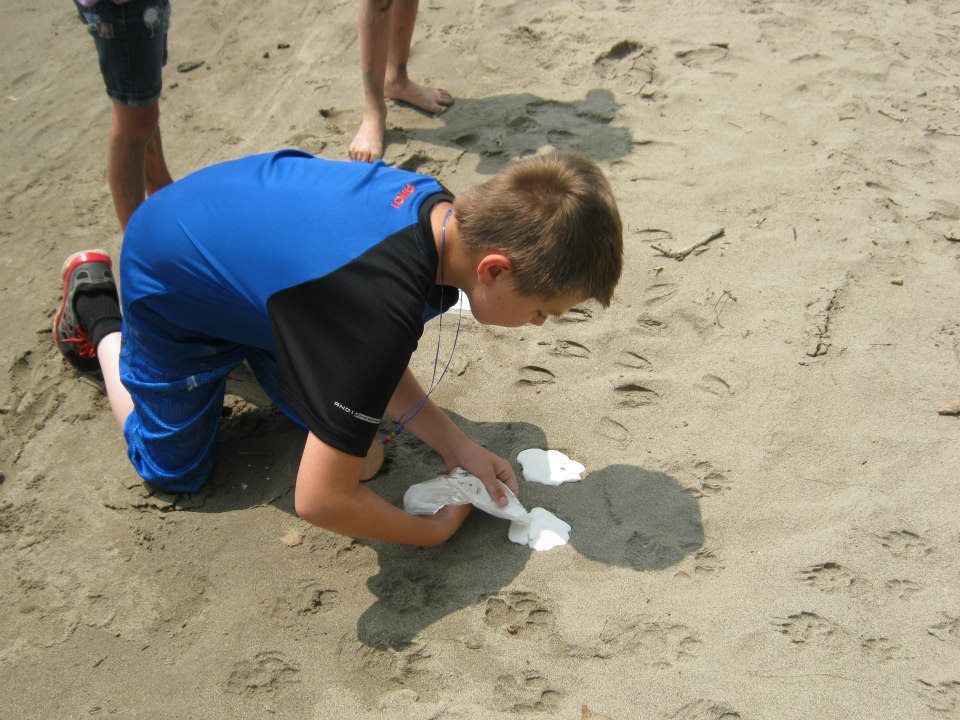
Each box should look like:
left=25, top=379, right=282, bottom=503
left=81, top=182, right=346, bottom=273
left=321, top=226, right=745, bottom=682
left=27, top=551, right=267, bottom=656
left=529, top=314, right=546, bottom=326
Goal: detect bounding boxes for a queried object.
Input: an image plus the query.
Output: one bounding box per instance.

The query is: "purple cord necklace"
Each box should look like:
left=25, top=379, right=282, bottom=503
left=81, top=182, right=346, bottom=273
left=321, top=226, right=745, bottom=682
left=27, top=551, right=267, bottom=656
left=381, top=208, right=462, bottom=445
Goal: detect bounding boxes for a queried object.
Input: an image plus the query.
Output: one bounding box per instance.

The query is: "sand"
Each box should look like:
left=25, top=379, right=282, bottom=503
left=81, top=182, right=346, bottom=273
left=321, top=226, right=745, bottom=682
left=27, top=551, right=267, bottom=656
left=2, top=1, right=959, bottom=718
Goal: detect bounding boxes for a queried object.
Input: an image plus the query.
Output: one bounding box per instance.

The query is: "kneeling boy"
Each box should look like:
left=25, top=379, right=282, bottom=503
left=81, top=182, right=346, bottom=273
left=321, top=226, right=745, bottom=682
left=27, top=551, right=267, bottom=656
left=54, top=150, right=623, bottom=546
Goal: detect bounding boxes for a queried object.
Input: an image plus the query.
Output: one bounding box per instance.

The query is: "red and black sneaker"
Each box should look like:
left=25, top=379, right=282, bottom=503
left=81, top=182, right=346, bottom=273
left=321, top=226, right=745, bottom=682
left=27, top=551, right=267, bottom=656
left=53, top=249, right=117, bottom=374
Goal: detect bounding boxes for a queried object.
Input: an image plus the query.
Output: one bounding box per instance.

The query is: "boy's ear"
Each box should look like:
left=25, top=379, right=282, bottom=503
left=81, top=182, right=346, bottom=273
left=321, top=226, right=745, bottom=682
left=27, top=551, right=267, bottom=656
left=476, top=253, right=512, bottom=285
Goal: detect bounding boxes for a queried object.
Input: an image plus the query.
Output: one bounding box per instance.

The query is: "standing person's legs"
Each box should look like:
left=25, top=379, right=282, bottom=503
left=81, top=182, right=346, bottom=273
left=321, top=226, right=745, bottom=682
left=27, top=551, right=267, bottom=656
left=350, top=0, right=393, bottom=162
left=109, top=102, right=172, bottom=230
left=384, top=0, right=452, bottom=114
left=76, top=0, right=173, bottom=229
left=349, top=0, right=453, bottom=163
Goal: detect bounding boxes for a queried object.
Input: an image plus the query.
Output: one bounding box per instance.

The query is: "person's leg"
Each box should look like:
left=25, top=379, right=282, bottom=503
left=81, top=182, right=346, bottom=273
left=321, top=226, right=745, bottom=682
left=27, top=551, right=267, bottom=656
left=145, top=125, right=173, bottom=197
left=96, top=332, right=134, bottom=429
left=350, top=0, right=393, bottom=162
left=109, top=101, right=167, bottom=230
left=77, top=0, right=172, bottom=228
left=384, top=0, right=452, bottom=114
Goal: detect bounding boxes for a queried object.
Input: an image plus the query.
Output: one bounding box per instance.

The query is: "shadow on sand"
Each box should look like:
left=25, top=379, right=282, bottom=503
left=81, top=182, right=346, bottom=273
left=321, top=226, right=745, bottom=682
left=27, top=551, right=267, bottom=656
left=387, top=88, right=634, bottom=175
left=188, top=382, right=702, bottom=650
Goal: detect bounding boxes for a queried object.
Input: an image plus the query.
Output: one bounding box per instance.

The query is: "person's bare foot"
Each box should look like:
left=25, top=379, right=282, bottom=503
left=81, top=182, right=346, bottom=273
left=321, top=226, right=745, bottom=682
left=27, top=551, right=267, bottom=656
left=385, top=76, right=453, bottom=115
left=349, top=109, right=387, bottom=163
left=359, top=440, right=385, bottom=481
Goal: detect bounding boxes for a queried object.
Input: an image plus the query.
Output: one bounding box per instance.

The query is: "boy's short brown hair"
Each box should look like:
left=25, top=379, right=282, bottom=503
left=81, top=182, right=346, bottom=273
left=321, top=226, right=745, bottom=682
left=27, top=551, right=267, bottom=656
left=455, top=153, right=623, bottom=307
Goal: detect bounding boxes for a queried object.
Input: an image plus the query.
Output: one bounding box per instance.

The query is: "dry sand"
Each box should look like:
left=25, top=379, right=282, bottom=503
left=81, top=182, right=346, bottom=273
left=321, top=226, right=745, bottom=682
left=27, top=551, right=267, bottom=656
left=2, top=1, right=960, bottom=718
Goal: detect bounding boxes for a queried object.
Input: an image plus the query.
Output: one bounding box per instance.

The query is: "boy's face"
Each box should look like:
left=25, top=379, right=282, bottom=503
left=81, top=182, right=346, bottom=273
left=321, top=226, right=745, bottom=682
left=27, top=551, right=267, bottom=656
left=471, top=281, right=584, bottom=328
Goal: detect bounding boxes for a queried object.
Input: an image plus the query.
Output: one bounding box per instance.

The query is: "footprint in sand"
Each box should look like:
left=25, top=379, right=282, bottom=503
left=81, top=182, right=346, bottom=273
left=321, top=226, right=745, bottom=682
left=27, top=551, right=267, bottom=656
left=494, top=671, right=561, bottom=712
left=270, top=580, right=338, bottom=622
left=636, top=315, right=668, bottom=335
left=915, top=679, right=960, bottom=715
left=594, top=40, right=656, bottom=95
left=571, top=613, right=702, bottom=665
left=696, top=374, right=733, bottom=396
left=597, top=416, right=629, bottom=443
left=224, top=651, right=299, bottom=695
left=884, top=578, right=922, bottom=600
left=664, top=699, right=743, bottom=720
left=771, top=611, right=845, bottom=647
left=876, top=529, right=936, bottom=559
left=549, top=339, right=591, bottom=359
left=797, top=561, right=869, bottom=596
left=927, top=613, right=960, bottom=647
left=557, top=306, right=594, bottom=323
left=860, top=636, right=910, bottom=662
left=518, top=365, right=556, bottom=385
left=617, top=350, right=653, bottom=370
left=483, top=590, right=554, bottom=636
left=675, top=44, right=729, bottom=68
left=643, top=282, right=679, bottom=305
left=614, top=381, right=660, bottom=408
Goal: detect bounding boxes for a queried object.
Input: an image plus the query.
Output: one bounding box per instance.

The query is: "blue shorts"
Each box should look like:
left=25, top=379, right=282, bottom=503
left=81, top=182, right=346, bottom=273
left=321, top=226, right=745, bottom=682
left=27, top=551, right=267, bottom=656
left=119, top=307, right=306, bottom=494
left=75, top=0, right=171, bottom=106
left=117, top=300, right=446, bottom=494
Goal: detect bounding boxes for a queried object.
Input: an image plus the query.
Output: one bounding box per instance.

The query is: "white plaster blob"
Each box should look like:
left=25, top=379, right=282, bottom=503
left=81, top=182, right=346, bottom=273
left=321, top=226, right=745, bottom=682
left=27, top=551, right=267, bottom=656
left=403, top=467, right=570, bottom=551
left=507, top=507, right=571, bottom=551
left=517, top=448, right=585, bottom=485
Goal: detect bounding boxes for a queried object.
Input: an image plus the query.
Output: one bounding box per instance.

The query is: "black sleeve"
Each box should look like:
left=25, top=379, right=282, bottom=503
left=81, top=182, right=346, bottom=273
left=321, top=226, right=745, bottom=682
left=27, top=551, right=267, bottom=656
left=267, top=237, right=430, bottom=457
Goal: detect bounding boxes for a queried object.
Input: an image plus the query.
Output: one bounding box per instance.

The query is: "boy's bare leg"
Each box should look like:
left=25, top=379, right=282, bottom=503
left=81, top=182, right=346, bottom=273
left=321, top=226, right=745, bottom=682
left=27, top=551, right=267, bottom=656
left=350, top=0, right=392, bottom=162
left=384, top=0, right=453, bottom=114
left=108, top=101, right=170, bottom=230
left=96, top=332, right=134, bottom=430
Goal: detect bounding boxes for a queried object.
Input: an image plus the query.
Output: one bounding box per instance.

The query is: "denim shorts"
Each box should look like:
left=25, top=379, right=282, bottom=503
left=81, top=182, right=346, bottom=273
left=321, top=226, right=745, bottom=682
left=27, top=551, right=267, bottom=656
left=75, top=0, right=171, bottom=106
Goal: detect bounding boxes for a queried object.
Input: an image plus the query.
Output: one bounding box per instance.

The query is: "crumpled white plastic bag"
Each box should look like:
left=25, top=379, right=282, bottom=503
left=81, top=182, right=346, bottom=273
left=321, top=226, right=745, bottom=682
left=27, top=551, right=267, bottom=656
left=403, top=467, right=570, bottom=551
left=403, top=467, right=528, bottom=522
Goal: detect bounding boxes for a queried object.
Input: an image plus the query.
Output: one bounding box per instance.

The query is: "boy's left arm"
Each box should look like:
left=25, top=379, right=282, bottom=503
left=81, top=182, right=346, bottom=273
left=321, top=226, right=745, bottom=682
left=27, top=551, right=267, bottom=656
left=388, top=367, right=518, bottom=507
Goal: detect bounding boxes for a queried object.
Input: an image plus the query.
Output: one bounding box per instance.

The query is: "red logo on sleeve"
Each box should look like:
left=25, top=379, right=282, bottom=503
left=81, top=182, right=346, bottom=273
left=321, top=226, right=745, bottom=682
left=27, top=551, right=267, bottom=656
left=390, top=183, right=416, bottom=209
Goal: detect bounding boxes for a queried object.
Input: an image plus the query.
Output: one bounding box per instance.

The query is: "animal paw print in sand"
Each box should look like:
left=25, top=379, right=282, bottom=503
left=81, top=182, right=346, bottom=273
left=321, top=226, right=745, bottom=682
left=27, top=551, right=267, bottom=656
left=224, top=651, right=299, bottom=695
left=876, top=529, right=936, bottom=559
left=772, top=611, right=844, bottom=647
left=483, top=591, right=553, bottom=636
left=626, top=529, right=701, bottom=570
left=271, top=580, right=338, bottom=622
left=860, top=636, right=909, bottom=662
left=687, top=461, right=731, bottom=498
left=590, top=614, right=702, bottom=665
left=884, top=578, right=922, bottom=600
left=797, top=562, right=868, bottom=596
left=347, top=636, right=433, bottom=687
left=915, top=679, right=960, bottom=715
left=690, top=546, right=726, bottom=575
left=928, top=613, right=960, bottom=647
left=664, top=699, right=742, bottom=720
left=494, top=671, right=561, bottom=712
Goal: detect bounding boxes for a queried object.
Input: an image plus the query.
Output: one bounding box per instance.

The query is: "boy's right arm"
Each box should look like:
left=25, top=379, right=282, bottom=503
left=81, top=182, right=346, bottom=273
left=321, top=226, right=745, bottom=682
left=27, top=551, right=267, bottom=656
left=294, top=432, right=471, bottom=547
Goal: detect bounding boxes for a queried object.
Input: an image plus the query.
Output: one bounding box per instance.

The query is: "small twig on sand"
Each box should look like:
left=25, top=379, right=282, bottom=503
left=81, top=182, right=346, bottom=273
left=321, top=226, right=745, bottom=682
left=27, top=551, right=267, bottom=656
left=651, top=228, right=725, bottom=261
left=713, top=289, right=737, bottom=326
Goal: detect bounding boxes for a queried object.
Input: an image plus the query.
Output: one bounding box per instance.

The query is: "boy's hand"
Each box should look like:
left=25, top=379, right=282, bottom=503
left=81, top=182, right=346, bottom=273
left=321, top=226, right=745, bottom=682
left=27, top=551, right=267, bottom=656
left=444, top=439, right=519, bottom=508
